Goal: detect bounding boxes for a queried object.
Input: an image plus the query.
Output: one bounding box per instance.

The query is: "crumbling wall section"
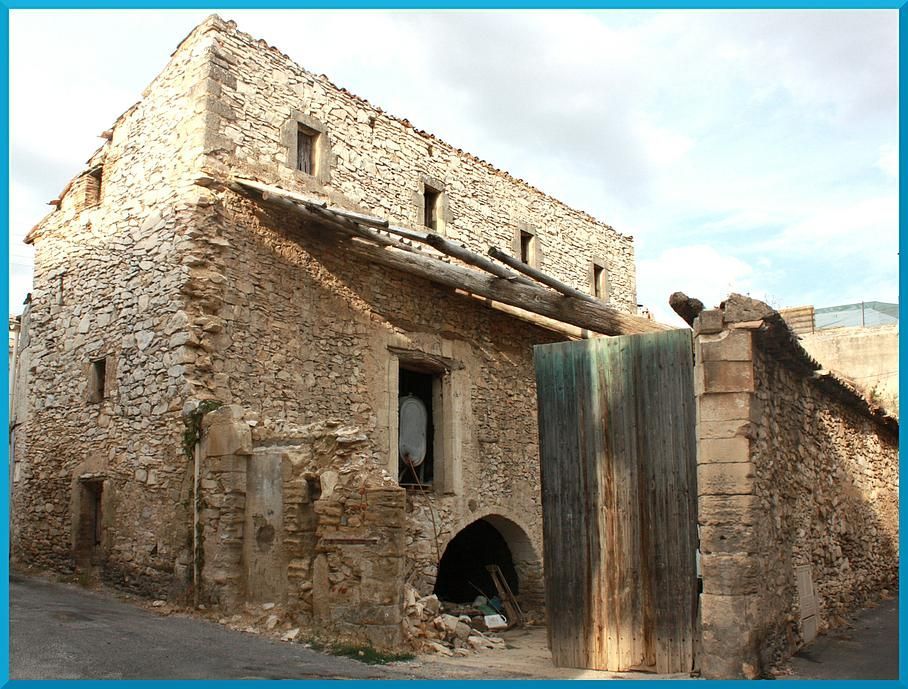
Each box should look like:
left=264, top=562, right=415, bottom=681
left=194, top=15, right=637, bottom=312
left=694, top=296, right=898, bottom=679
left=195, top=405, right=407, bottom=650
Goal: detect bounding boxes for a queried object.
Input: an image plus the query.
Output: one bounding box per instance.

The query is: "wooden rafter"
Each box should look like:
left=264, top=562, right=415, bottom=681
left=231, top=177, right=670, bottom=336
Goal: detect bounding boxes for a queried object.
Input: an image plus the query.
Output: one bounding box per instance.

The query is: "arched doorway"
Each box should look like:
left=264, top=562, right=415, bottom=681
left=433, top=514, right=543, bottom=612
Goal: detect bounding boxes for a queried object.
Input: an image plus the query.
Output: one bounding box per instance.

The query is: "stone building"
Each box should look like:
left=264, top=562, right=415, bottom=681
left=11, top=15, right=661, bottom=649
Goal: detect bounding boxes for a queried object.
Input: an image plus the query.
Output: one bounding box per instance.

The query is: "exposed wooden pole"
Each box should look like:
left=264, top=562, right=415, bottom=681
left=321, top=224, right=668, bottom=335
left=456, top=290, right=590, bottom=340
left=235, top=176, right=532, bottom=284
left=422, top=234, right=533, bottom=284
left=489, top=246, right=598, bottom=303
left=233, top=178, right=669, bottom=335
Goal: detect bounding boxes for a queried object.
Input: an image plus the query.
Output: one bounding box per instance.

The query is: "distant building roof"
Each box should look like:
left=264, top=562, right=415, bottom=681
left=814, top=301, right=898, bottom=330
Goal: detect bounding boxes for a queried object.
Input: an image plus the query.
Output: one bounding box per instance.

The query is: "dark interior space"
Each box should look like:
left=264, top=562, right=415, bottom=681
left=434, top=518, right=519, bottom=603
left=399, top=366, right=434, bottom=486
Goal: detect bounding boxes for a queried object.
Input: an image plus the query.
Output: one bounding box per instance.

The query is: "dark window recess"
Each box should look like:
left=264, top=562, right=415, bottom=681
left=57, top=274, right=65, bottom=305
left=519, top=230, right=534, bottom=264
left=398, top=366, right=435, bottom=487
left=592, top=263, right=610, bottom=300
left=424, top=186, right=441, bottom=231
left=89, top=166, right=103, bottom=205
left=593, top=264, right=607, bottom=299
left=89, top=358, right=107, bottom=402
left=91, top=486, right=102, bottom=545
left=297, top=125, right=316, bottom=174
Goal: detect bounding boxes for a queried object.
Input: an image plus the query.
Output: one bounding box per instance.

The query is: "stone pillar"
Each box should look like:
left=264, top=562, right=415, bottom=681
left=198, top=405, right=252, bottom=607
left=312, top=483, right=407, bottom=650
left=694, top=309, right=762, bottom=679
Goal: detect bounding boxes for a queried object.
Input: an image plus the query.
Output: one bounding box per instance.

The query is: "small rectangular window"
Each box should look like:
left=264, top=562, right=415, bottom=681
left=519, top=230, right=535, bottom=265
left=297, top=125, right=316, bottom=175
left=89, top=357, right=107, bottom=403
left=424, top=186, right=441, bottom=231
left=592, top=262, right=610, bottom=300
left=89, top=167, right=103, bottom=206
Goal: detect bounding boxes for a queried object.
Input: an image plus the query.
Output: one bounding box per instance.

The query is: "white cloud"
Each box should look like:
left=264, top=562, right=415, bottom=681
left=7, top=10, right=898, bottom=319
left=760, top=195, right=898, bottom=263
left=637, top=245, right=758, bottom=326
left=876, top=144, right=898, bottom=179
left=633, top=118, right=695, bottom=168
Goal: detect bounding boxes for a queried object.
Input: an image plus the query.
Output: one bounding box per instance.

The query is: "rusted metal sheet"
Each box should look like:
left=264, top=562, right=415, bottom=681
left=534, top=329, right=698, bottom=673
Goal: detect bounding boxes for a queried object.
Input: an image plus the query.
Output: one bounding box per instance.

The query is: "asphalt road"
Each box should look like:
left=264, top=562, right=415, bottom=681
left=11, top=571, right=899, bottom=680
left=10, top=573, right=411, bottom=680
left=788, top=594, right=899, bottom=680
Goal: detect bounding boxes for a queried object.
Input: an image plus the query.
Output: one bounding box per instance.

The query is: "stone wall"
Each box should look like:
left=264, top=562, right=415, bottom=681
left=194, top=15, right=637, bottom=313
left=11, top=20, right=220, bottom=594
left=694, top=295, right=898, bottom=679
left=14, top=13, right=633, bottom=648
left=195, top=405, right=407, bottom=649
left=181, top=188, right=555, bottom=620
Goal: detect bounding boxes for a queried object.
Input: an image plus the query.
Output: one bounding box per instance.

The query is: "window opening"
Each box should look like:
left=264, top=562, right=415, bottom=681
left=398, top=366, right=436, bottom=487
left=297, top=125, right=317, bottom=175
left=89, top=357, right=107, bottom=402
left=424, top=186, right=441, bottom=232
left=89, top=166, right=103, bottom=205
left=79, top=481, right=103, bottom=550
left=593, top=263, right=609, bottom=300
left=519, top=230, right=535, bottom=265
left=91, top=485, right=102, bottom=545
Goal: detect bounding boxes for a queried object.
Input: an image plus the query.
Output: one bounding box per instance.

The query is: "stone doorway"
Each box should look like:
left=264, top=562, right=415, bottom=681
left=74, top=478, right=105, bottom=572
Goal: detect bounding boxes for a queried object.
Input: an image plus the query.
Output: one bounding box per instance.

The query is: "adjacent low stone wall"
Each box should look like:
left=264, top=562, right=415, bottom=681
left=798, top=323, right=899, bottom=416
left=694, top=295, right=898, bottom=679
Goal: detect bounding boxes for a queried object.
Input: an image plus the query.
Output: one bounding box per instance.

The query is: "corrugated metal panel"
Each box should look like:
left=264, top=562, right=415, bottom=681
left=534, top=329, right=698, bottom=673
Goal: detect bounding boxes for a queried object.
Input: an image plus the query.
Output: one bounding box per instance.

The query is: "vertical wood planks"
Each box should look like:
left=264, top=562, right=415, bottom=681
left=535, top=329, right=697, bottom=674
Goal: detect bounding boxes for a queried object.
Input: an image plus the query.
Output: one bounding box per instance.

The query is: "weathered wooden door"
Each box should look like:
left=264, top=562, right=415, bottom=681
left=534, top=329, right=698, bottom=674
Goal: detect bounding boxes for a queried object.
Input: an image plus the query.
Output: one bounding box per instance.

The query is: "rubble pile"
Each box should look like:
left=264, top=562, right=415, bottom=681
left=402, top=585, right=507, bottom=657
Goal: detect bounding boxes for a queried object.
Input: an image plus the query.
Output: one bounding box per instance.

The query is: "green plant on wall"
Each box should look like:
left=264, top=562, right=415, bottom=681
left=182, top=399, right=223, bottom=460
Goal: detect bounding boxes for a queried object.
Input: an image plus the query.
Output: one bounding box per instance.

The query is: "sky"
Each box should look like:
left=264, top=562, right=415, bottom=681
left=8, top=9, right=900, bottom=326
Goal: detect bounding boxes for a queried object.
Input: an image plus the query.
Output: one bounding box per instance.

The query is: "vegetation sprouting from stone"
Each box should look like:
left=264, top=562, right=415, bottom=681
left=182, top=400, right=223, bottom=460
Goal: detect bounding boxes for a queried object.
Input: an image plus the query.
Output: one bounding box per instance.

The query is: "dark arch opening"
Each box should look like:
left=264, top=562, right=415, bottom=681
left=433, top=518, right=519, bottom=604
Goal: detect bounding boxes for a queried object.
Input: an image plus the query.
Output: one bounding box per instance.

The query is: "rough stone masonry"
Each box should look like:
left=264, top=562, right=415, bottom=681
left=693, top=295, right=898, bottom=679
left=11, top=15, right=640, bottom=650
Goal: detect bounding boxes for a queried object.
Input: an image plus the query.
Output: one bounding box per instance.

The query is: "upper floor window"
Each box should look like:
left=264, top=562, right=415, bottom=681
left=297, top=124, right=317, bottom=175
left=519, top=230, right=535, bottom=264
left=424, top=185, right=442, bottom=232
left=88, top=356, right=108, bottom=403
left=418, top=176, right=447, bottom=234
left=513, top=224, right=540, bottom=267
left=591, top=260, right=610, bottom=301
left=282, top=111, right=331, bottom=184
